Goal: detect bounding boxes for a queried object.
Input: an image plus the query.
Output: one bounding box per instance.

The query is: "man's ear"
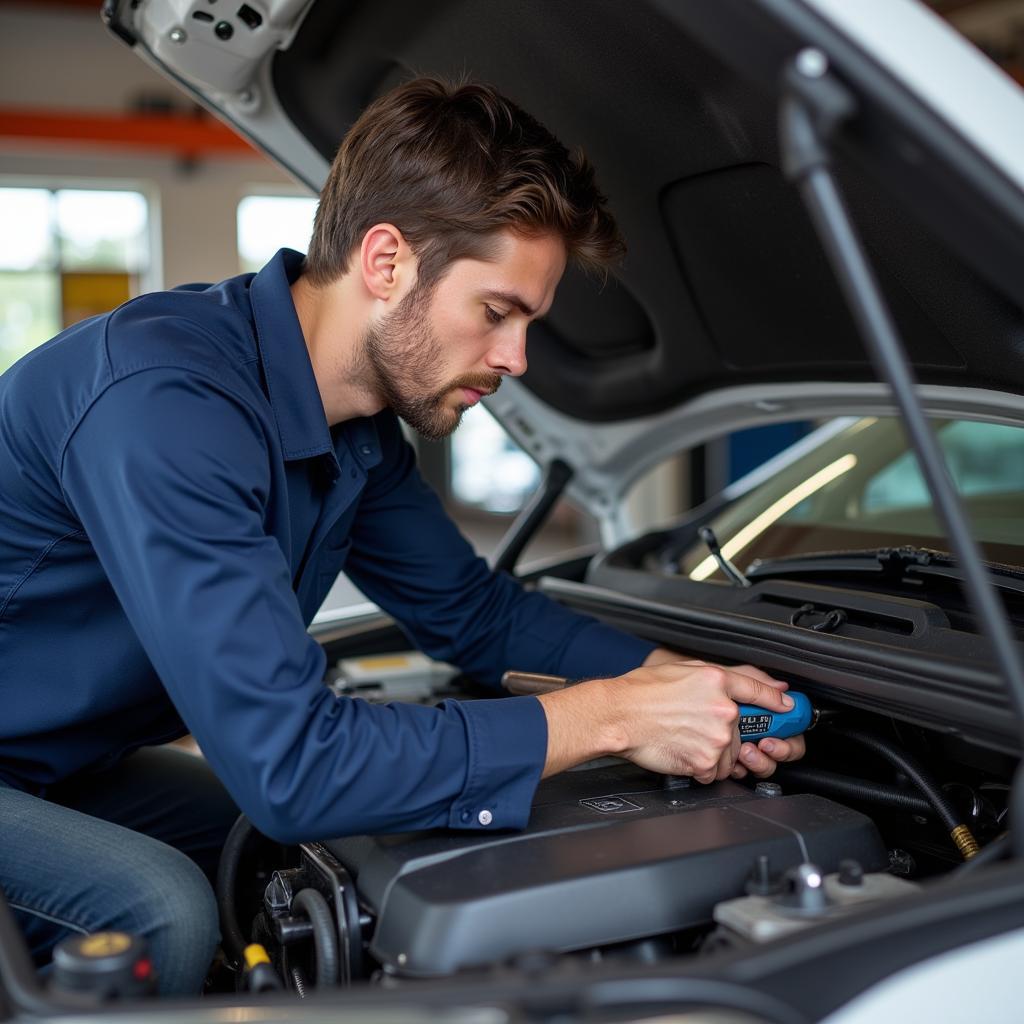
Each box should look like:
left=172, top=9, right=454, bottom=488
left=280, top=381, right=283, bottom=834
left=359, top=223, right=415, bottom=302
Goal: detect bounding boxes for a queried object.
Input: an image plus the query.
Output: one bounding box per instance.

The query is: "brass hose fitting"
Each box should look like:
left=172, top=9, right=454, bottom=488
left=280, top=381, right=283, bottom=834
left=951, top=824, right=980, bottom=860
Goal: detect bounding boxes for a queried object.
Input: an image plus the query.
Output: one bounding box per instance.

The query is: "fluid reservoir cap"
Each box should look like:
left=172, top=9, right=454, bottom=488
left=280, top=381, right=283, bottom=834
left=754, top=781, right=783, bottom=798
left=52, top=932, right=156, bottom=998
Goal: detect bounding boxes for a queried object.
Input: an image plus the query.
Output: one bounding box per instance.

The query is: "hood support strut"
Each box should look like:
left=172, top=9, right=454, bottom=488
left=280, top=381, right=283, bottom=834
left=779, top=48, right=1024, bottom=857
left=491, top=458, right=574, bottom=575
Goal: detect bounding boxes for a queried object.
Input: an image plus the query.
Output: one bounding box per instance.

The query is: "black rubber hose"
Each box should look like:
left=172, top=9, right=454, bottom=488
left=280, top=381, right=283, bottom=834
left=292, top=888, right=339, bottom=988
left=829, top=727, right=961, bottom=832
left=215, top=814, right=255, bottom=970
left=775, top=764, right=933, bottom=816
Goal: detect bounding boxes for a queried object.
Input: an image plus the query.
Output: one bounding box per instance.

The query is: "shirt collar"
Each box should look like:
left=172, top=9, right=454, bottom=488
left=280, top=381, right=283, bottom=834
left=249, top=248, right=380, bottom=468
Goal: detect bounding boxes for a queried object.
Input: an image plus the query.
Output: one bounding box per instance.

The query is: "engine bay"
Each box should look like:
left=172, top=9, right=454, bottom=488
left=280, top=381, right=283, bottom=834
left=216, top=625, right=1015, bottom=998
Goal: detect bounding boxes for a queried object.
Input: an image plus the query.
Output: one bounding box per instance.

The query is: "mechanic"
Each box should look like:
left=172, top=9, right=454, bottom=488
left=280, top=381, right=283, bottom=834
left=0, top=78, right=804, bottom=995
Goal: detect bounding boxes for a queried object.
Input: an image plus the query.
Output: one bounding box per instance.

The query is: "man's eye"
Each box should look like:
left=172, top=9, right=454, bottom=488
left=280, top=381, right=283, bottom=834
left=485, top=306, right=507, bottom=325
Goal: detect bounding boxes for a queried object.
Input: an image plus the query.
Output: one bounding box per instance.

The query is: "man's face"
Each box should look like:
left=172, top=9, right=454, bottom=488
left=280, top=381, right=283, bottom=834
left=362, top=230, right=566, bottom=440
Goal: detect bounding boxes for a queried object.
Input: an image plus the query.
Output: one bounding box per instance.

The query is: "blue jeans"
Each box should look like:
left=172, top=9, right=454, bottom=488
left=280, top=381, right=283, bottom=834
left=1, top=747, right=240, bottom=996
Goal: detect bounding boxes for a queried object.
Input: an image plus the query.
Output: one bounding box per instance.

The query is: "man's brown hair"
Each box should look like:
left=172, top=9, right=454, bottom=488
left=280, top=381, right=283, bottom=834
left=304, top=76, right=624, bottom=288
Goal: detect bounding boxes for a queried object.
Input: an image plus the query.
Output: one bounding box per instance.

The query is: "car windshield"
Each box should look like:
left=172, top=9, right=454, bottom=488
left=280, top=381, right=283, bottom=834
left=680, top=417, right=1024, bottom=583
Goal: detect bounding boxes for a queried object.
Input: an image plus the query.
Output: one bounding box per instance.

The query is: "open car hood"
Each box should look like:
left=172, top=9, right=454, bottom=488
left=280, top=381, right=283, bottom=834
left=106, top=0, right=1024, bottom=534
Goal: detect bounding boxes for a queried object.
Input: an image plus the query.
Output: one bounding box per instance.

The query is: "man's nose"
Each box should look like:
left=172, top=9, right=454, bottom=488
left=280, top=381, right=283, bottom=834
left=486, top=326, right=528, bottom=378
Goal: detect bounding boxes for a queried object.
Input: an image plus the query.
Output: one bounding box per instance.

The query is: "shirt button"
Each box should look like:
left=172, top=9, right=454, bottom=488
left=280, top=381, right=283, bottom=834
left=360, top=445, right=372, bottom=456
left=478, top=809, right=493, bottom=826
left=459, top=809, right=471, bottom=824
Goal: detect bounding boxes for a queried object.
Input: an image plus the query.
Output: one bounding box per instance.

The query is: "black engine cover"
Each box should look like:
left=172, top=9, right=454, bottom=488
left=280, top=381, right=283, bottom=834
left=324, top=762, right=886, bottom=976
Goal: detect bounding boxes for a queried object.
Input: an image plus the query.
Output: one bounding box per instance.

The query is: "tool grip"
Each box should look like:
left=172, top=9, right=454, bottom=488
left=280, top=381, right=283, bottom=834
left=737, top=691, right=814, bottom=741
left=501, top=671, right=570, bottom=696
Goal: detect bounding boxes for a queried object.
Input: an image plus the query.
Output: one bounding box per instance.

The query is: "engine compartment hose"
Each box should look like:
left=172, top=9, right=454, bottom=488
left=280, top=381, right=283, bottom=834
left=292, top=888, right=339, bottom=988
left=830, top=727, right=979, bottom=859
left=774, top=765, right=933, bottom=816
left=215, top=814, right=256, bottom=969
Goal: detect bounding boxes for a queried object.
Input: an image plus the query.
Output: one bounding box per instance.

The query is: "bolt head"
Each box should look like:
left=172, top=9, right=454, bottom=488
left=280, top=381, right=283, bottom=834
left=796, top=47, right=828, bottom=78
left=838, top=859, right=865, bottom=887
left=168, top=26, right=186, bottom=44
left=397, top=953, right=408, bottom=966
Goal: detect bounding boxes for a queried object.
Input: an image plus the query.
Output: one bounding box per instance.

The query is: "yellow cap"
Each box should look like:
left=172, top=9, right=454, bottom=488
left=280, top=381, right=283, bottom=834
left=79, top=932, right=132, bottom=958
left=243, top=944, right=271, bottom=969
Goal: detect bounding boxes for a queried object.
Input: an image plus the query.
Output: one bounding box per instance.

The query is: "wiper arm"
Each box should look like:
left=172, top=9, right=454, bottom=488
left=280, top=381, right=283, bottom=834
left=698, top=526, right=751, bottom=587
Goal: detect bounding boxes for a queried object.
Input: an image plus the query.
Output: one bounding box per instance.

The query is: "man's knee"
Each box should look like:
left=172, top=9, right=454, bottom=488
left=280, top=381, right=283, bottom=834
left=112, top=844, right=221, bottom=996
left=2, top=784, right=222, bottom=996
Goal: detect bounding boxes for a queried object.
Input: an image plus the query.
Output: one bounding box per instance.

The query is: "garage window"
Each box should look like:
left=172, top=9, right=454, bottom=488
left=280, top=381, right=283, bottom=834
left=237, top=194, right=318, bottom=272
left=0, top=186, right=151, bottom=376
left=451, top=404, right=540, bottom=513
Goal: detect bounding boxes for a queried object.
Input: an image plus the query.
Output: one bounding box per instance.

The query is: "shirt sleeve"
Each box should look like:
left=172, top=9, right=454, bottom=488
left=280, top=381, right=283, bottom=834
left=344, top=412, right=657, bottom=688
left=60, top=368, right=545, bottom=841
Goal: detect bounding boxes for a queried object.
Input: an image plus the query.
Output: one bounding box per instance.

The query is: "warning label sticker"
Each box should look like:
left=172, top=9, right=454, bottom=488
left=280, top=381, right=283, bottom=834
left=580, top=795, right=642, bottom=814
left=739, top=714, right=774, bottom=736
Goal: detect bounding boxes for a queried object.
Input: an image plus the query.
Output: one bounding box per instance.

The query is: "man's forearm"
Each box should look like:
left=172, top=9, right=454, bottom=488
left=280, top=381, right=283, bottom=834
left=537, top=679, right=628, bottom=777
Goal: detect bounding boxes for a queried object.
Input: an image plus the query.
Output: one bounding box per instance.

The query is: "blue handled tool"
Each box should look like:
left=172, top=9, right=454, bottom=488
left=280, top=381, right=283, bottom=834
left=737, top=691, right=816, bottom=741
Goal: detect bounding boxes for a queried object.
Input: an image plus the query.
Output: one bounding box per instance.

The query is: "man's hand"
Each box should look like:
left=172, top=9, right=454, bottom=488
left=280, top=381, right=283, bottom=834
left=642, top=646, right=695, bottom=667
left=639, top=649, right=805, bottom=780
left=730, top=734, right=806, bottom=780
left=538, top=660, right=797, bottom=784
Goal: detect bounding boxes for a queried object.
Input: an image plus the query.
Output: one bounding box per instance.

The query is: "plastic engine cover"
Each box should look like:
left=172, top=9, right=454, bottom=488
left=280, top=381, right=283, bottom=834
left=324, top=762, right=887, bottom=977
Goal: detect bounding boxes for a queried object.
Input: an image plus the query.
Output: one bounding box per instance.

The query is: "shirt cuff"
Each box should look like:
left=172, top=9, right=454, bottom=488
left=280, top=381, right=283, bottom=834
left=445, top=694, right=547, bottom=831
left=558, top=621, right=657, bottom=680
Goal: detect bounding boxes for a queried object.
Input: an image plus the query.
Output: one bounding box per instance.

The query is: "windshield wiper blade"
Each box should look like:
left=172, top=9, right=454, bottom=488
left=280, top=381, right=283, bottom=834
left=747, top=546, right=1024, bottom=596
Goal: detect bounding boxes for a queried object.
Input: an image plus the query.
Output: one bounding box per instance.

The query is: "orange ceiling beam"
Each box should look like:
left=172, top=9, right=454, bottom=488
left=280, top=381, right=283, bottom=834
left=0, top=108, right=262, bottom=159
left=0, top=0, right=107, bottom=8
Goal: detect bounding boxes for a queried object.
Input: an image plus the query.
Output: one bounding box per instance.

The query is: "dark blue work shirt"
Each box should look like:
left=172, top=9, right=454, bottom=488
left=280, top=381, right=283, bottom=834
left=0, top=249, right=654, bottom=842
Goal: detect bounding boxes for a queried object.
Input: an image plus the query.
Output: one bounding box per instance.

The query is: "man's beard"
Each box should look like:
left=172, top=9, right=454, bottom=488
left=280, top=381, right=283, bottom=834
left=358, top=282, right=502, bottom=441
